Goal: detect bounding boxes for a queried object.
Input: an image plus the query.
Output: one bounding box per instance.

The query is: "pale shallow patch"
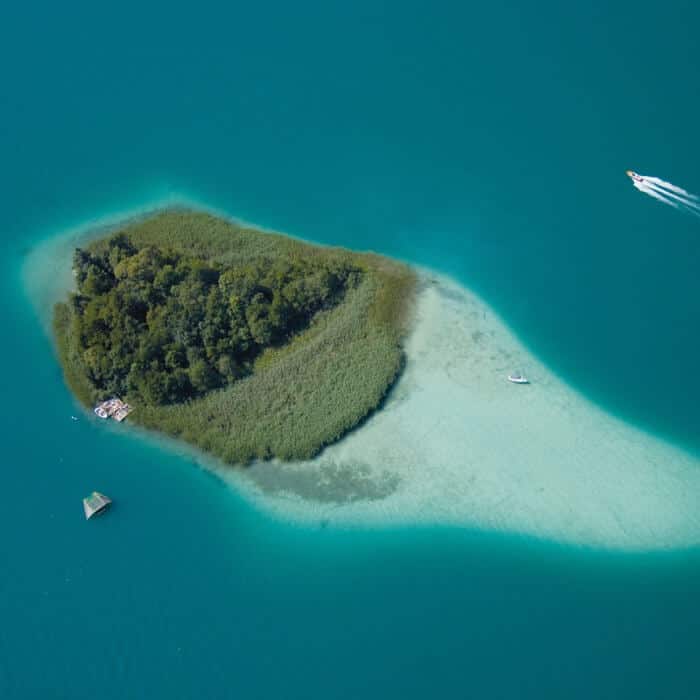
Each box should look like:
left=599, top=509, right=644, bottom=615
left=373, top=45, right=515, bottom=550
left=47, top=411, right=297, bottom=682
left=224, top=274, right=700, bottom=551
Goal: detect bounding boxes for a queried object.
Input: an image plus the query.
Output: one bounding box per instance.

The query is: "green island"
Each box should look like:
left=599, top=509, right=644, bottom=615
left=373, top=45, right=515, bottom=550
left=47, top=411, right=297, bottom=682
left=54, top=210, right=416, bottom=463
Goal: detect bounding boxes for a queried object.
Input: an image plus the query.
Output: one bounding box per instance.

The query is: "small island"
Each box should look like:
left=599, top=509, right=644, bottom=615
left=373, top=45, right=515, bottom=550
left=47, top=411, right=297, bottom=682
left=35, top=205, right=700, bottom=549
left=53, top=210, right=416, bottom=463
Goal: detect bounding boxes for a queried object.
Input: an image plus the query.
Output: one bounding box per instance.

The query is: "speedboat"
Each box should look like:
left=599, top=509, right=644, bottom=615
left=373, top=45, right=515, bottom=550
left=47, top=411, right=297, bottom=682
left=626, top=170, right=644, bottom=183
left=507, top=372, right=529, bottom=384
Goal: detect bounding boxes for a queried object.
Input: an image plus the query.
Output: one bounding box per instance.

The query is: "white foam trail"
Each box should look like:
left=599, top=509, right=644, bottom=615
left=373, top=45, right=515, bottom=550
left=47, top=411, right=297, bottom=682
left=642, top=176, right=698, bottom=199
left=634, top=181, right=680, bottom=209
left=633, top=178, right=700, bottom=217
left=646, top=183, right=700, bottom=212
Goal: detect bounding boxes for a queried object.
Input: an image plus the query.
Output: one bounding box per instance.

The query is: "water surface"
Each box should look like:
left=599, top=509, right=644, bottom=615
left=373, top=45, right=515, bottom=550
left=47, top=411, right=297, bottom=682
left=1, top=1, right=699, bottom=697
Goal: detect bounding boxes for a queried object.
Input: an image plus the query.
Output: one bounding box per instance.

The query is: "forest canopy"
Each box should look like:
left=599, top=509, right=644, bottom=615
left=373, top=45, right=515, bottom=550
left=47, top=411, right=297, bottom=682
left=54, top=210, right=416, bottom=463
left=69, top=231, right=359, bottom=405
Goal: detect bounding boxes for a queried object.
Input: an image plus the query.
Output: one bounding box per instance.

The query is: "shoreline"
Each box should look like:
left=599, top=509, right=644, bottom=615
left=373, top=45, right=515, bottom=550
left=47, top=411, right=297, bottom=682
left=22, top=205, right=700, bottom=551
left=22, top=197, right=224, bottom=333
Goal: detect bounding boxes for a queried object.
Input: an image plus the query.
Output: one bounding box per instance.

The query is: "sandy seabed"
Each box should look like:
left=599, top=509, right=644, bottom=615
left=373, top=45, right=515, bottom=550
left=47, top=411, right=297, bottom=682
left=230, top=275, right=700, bottom=550
left=24, top=211, right=700, bottom=551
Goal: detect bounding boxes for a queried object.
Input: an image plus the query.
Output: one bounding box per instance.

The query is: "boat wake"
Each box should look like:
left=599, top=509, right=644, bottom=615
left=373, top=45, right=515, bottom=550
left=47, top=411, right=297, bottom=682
left=630, top=173, right=700, bottom=217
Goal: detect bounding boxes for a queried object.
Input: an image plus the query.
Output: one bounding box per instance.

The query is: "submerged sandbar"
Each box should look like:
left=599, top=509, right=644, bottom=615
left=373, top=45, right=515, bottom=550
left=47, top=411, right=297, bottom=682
left=229, top=274, right=700, bottom=551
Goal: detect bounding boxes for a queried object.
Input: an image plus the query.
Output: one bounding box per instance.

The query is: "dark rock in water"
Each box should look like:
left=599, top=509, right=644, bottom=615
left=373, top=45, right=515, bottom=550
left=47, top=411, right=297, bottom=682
left=247, top=461, right=401, bottom=505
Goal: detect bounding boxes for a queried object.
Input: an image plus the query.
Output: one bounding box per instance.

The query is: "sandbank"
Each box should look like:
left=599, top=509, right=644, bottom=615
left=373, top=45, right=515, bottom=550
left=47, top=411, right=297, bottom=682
left=227, top=274, right=700, bottom=551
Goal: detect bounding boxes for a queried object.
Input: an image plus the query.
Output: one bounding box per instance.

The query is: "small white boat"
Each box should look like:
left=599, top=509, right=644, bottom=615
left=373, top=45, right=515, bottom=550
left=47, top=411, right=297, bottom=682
left=507, top=372, right=529, bottom=384
left=71, top=415, right=79, bottom=421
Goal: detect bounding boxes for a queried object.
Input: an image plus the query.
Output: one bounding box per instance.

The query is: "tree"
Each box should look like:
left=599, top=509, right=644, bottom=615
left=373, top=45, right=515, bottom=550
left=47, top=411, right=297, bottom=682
left=189, top=359, right=220, bottom=393
left=69, top=232, right=358, bottom=406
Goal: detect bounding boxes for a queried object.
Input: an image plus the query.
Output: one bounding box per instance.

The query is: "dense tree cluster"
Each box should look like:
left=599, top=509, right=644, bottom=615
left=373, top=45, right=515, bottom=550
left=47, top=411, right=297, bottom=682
left=70, top=232, right=360, bottom=405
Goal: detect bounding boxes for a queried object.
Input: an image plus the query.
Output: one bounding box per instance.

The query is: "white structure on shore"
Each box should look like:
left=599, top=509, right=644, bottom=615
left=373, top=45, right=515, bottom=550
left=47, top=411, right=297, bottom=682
left=94, top=397, right=133, bottom=422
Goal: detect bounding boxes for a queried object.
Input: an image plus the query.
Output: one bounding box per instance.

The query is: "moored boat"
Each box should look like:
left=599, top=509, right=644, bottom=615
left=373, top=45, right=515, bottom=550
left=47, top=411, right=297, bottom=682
left=507, top=372, right=529, bottom=384
left=83, top=491, right=112, bottom=519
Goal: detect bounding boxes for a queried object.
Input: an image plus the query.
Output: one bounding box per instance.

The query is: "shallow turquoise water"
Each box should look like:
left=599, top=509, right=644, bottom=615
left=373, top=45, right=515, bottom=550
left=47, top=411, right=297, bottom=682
left=1, top=2, right=699, bottom=698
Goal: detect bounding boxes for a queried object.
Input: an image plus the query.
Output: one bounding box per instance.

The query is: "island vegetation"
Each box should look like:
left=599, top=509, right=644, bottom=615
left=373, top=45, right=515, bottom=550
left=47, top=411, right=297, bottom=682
left=54, top=210, right=416, bottom=463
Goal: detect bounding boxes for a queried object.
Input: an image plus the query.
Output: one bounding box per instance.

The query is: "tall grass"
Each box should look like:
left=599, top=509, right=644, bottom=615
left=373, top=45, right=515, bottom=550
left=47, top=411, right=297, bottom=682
left=55, top=210, right=417, bottom=464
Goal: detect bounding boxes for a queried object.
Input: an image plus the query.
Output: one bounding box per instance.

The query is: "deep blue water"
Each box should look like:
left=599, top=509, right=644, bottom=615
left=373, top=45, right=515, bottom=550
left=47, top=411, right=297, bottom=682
left=1, top=2, right=699, bottom=698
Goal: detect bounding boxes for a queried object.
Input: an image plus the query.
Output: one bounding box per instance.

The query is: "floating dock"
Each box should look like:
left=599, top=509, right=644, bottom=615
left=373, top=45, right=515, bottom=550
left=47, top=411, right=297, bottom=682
left=83, top=491, right=112, bottom=520
left=94, top=397, right=133, bottom=422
